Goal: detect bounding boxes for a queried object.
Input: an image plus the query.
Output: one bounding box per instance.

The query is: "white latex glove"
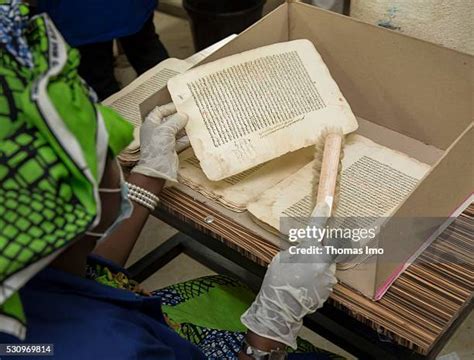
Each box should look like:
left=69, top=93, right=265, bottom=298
left=132, top=103, right=189, bottom=182
left=241, top=241, right=337, bottom=349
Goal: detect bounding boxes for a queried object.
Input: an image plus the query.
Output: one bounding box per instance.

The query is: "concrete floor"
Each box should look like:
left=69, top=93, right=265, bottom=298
left=120, top=10, right=473, bottom=360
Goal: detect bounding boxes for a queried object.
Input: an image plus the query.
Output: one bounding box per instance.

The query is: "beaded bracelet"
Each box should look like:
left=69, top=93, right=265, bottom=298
left=128, top=188, right=157, bottom=207
left=126, top=182, right=159, bottom=211
left=128, top=192, right=156, bottom=211
left=126, top=182, right=159, bottom=203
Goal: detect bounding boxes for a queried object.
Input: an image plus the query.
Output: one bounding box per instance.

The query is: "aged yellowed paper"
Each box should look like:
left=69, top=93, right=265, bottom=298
left=178, top=146, right=314, bottom=211
left=247, top=134, right=430, bottom=232
left=168, top=39, right=358, bottom=180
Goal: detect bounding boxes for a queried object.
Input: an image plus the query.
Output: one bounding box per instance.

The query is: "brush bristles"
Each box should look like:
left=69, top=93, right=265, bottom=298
left=311, top=128, right=345, bottom=212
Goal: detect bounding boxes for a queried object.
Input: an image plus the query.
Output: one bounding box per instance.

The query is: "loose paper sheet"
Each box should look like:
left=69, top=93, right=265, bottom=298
left=103, top=58, right=191, bottom=165
left=168, top=39, right=358, bottom=180
left=178, top=146, right=315, bottom=211
left=104, top=36, right=238, bottom=166
left=247, top=134, right=431, bottom=232
left=104, top=58, right=191, bottom=128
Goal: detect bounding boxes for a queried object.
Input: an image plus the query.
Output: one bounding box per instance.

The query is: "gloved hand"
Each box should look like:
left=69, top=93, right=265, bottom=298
left=241, top=240, right=337, bottom=349
left=132, top=103, right=189, bottom=182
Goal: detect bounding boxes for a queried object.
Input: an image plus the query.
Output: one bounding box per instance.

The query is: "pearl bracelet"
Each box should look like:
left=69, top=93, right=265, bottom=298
left=126, top=182, right=159, bottom=203
left=126, top=182, right=159, bottom=211
left=128, top=192, right=156, bottom=211
left=128, top=188, right=157, bottom=206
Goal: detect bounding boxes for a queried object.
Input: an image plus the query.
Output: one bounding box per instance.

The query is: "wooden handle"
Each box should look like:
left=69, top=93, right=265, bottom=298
left=316, top=133, right=343, bottom=213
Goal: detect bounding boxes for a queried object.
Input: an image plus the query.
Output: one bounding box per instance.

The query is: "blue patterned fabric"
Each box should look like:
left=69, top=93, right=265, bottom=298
left=0, top=0, right=33, bottom=67
left=197, top=327, right=244, bottom=359
left=153, top=276, right=345, bottom=360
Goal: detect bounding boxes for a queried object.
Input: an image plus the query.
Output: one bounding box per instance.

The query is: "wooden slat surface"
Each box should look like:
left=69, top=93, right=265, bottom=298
left=158, top=188, right=473, bottom=355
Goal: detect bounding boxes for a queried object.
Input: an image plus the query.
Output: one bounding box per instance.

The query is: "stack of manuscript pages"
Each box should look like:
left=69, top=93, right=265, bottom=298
left=177, top=133, right=431, bottom=229
left=168, top=40, right=435, bottom=237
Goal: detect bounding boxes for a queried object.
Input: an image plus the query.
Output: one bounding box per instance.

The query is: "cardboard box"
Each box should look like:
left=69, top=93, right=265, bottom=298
left=139, top=1, right=473, bottom=299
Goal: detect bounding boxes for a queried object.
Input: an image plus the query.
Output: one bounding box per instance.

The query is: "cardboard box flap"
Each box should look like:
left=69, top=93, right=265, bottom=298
left=289, top=2, right=473, bottom=150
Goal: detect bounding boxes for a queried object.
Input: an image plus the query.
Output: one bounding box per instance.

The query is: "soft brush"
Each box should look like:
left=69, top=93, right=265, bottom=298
left=310, top=128, right=344, bottom=222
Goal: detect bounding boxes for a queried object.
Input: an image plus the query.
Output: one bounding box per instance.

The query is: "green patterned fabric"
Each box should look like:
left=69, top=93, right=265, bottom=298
left=154, top=275, right=346, bottom=359
left=0, top=1, right=133, bottom=339
left=161, top=276, right=255, bottom=333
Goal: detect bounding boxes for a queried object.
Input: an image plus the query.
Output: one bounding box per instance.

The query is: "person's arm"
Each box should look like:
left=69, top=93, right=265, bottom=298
left=93, top=174, right=164, bottom=266
left=238, top=331, right=286, bottom=360
left=93, top=103, right=188, bottom=266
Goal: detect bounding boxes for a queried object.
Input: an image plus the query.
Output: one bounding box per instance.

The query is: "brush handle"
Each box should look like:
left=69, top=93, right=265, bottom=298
left=316, top=132, right=343, bottom=215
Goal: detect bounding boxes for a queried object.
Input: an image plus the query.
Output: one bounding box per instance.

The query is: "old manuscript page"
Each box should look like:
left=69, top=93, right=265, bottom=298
left=168, top=40, right=358, bottom=181
left=247, top=135, right=431, bottom=232
left=104, top=58, right=190, bottom=128
left=104, top=38, right=237, bottom=165
left=178, top=146, right=314, bottom=211
left=103, top=58, right=191, bottom=165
